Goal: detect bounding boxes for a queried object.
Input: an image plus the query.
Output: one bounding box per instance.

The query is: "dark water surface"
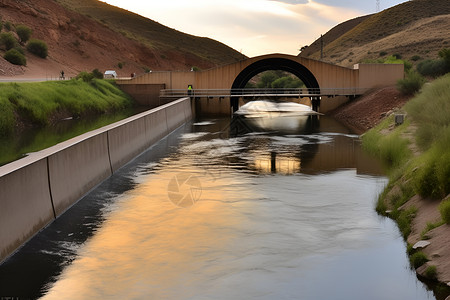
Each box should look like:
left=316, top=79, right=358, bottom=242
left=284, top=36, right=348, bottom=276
left=0, top=116, right=438, bottom=299
left=0, top=107, right=148, bottom=166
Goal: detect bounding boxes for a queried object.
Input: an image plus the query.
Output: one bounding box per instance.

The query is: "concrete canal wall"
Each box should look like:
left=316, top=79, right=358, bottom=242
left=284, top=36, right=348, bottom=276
left=0, top=98, right=192, bottom=264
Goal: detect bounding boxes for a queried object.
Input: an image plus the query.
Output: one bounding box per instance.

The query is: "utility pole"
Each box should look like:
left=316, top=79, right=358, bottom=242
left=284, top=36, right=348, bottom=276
left=320, top=34, right=324, bottom=60
left=376, top=0, right=380, bottom=12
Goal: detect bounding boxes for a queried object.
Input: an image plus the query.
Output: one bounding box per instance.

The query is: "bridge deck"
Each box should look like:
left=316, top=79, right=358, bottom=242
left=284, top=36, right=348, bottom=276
left=160, top=88, right=369, bottom=98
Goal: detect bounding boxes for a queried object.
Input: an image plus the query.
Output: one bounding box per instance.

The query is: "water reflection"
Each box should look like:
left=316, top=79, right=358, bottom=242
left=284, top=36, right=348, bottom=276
left=41, top=164, right=256, bottom=299
left=189, top=115, right=384, bottom=176
left=0, top=117, right=440, bottom=300
left=0, top=107, right=147, bottom=166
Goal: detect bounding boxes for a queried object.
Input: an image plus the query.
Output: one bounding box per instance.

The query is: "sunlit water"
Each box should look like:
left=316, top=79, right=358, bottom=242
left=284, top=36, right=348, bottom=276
left=0, top=116, right=436, bottom=299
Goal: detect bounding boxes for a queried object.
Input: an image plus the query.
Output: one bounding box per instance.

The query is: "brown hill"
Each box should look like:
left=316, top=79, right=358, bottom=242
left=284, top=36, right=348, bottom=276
left=0, top=0, right=245, bottom=78
left=300, top=0, right=450, bottom=67
left=300, top=15, right=371, bottom=57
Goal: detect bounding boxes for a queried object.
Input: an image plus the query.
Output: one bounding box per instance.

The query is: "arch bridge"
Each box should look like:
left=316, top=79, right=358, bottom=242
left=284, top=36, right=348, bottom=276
left=117, top=54, right=404, bottom=114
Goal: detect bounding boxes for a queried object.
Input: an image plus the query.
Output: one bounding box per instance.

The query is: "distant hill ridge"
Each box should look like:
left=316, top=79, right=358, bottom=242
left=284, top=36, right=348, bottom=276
left=0, top=0, right=245, bottom=77
left=300, top=0, right=450, bottom=67
left=55, top=0, right=246, bottom=66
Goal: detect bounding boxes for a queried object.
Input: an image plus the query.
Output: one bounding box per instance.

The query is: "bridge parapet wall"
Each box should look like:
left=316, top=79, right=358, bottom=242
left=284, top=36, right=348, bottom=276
left=118, top=54, right=404, bottom=93
left=356, top=63, right=404, bottom=88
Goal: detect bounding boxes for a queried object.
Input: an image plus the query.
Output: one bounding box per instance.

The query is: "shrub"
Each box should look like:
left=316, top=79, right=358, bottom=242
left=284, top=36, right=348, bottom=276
left=92, top=69, right=104, bottom=79
left=4, top=21, right=12, bottom=31
left=424, top=265, right=437, bottom=280
left=410, top=251, right=428, bottom=269
left=16, top=25, right=32, bottom=44
left=26, top=39, right=48, bottom=58
left=438, top=48, right=450, bottom=65
left=13, top=46, right=25, bottom=55
left=406, top=74, right=450, bottom=149
left=76, top=71, right=94, bottom=82
left=439, top=199, right=450, bottom=225
left=379, top=51, right=387, bottom=57
left=417, top=59, right=449, bottom=78
left=413, top=160, right=440, bottom=199
left=4, top=49, right=26, bottom=66
left=0, top=32, right=16, bottom=50
left=436, top=151, right=450, bottom=196
left=397, top=71, right=425, bottom=95
left=411, top=55, right=421, bottom=61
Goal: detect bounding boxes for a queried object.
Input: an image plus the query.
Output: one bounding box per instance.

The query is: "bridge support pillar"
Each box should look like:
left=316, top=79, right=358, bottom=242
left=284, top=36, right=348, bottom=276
left=311, top=96, right=321, bottom=112
left=231, top=97, right=239, bottom=113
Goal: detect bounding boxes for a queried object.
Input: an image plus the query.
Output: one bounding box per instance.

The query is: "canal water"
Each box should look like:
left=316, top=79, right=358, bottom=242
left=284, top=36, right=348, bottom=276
left=0, top=107, right=148, bottom=167
left=0, top=115, right=437, bottom=299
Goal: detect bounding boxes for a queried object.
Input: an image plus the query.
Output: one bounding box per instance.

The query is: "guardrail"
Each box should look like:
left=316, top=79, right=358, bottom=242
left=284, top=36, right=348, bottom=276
left=160, top=88, right=369, bottom=98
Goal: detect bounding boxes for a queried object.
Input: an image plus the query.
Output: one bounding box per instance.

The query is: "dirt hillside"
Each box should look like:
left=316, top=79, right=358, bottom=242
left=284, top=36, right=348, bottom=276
left=0, top=0, right=245, bottom=79
left=300, top=0, right=450, bottom=67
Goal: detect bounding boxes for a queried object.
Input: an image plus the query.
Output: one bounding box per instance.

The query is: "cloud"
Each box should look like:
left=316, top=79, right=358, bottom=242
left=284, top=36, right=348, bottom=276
left=102, top=0, right=404, bottom=57
left=270, top=0, right=308, bottom=4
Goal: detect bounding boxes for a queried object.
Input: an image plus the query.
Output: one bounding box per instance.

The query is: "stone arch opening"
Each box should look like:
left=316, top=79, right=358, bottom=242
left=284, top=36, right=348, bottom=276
left=230, top=57, right=320, bottom=111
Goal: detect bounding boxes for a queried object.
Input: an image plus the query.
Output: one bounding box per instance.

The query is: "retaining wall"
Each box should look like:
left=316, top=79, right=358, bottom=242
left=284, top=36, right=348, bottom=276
left=0, top=98, right=192, bottom=264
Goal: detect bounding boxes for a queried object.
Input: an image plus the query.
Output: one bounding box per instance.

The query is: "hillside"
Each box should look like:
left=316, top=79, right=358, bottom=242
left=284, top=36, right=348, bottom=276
left=0, top=0, right=245, bottom=78
left=300, top=15, right=371, bottom=58
left=300, top=0, right=450, bottom=67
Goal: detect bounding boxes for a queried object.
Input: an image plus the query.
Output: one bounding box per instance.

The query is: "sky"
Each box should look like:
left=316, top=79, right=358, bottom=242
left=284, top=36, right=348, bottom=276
left=100, top=0, right=410, bottom=57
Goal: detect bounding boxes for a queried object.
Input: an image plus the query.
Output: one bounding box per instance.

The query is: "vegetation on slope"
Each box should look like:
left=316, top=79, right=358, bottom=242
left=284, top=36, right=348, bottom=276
left=361, top=74, right=450, bottom=281
left=55, top=0, right=245, bottom=65
left=302, top=0, right=450, bottom=67
left=0, top=79, right=133, bottom=136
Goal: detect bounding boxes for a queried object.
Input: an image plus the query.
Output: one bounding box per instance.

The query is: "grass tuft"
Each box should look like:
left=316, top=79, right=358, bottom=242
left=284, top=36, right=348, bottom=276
left=425, top=265, right=438, bottom=280
left=410, top=251, right=428, bottom=269
left=439, top=199, right=450, bottom=225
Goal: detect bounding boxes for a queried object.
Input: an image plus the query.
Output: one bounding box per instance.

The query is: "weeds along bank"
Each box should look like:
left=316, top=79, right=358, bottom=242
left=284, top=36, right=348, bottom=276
left=362, top=74, right=450, bottom=285
left=0, top=79, right=134, bottom=136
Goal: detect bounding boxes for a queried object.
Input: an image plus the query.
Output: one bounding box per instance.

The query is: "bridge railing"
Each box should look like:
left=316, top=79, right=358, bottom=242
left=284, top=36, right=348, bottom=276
left=160, top=88, right=369, bottom=98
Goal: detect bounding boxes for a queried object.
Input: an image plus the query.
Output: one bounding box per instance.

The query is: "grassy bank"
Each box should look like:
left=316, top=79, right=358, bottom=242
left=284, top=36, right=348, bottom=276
left=361, top=74, right=450, bottom=285
left=0, top=79, right=134, bottom=136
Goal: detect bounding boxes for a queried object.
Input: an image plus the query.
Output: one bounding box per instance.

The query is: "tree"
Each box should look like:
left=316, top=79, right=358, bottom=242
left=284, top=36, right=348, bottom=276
left=257, top=71, right=278, bottom=88
left=16, top=25, right=32, bottom=44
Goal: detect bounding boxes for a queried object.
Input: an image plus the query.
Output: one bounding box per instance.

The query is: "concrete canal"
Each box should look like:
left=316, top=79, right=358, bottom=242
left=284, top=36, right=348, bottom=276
left=0, top=114, right=436, bottom=299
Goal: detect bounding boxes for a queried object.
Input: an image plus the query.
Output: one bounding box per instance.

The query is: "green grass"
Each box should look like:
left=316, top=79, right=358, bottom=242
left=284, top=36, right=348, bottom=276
left=392, top=206, right=417, bottom=239
left=0, top=79, right=133, bottom=136
left=363, top=74, right=450, bottom=265
left=362, top=115, right=412, bottom=169
left=420, top=220, right=445, bottom=239
left=439, top=199, right=450, bottom=224
left=425, top=265, right=438, bottom=280
left=410, top=251, right=428, bottom=269
left=405, top=74, right=450, bottom=150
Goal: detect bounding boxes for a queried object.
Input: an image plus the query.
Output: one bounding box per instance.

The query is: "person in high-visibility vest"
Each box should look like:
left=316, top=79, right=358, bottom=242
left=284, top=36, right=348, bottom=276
left=188, top=85, right=193, bottom=96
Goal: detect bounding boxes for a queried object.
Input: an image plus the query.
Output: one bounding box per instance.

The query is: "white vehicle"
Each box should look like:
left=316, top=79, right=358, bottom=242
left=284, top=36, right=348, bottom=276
left=104, top=70, right=118, bottom=79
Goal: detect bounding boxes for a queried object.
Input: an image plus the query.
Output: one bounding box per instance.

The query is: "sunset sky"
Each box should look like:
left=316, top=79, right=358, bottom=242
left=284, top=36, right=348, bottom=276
left=100, top=0, right=409, bottom=57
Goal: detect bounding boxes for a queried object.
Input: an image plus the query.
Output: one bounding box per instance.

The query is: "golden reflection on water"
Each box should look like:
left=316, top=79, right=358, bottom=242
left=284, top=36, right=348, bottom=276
left=42, top=163, right=253, bottom=299
left=252, top=153, right=301, bottom=175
